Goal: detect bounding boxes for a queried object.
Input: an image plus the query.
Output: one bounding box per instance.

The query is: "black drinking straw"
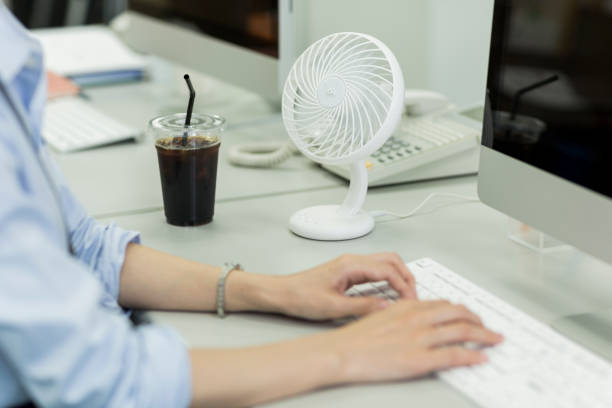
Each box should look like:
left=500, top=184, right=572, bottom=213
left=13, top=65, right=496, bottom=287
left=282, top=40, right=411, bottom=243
left=510, top=74, right=559, bottom=120
left=183, top=74, right=196, bottom=144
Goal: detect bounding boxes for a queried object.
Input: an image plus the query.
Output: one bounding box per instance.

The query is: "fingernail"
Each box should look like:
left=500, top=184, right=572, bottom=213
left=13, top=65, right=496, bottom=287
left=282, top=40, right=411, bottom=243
left=478, top=353, right=488, bottom=363
left=378, top=300, right=390, bottom=309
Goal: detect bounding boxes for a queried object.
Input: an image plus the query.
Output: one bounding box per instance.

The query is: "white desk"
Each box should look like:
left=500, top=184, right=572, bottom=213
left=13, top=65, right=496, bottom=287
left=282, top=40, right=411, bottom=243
left=99, top=176, right=612, bottom=407
left=53, top=56, right=612, bottom=407
left=52, top=64, right=344, bottom=217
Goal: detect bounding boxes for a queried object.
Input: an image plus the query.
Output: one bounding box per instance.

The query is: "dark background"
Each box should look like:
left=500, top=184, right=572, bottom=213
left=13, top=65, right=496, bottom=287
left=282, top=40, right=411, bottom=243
left=8, top=0, right=125, bottom=27
left=8, top=0, right=279, bottom=58
left=485, top=0, right=612, bottom=198
left=129, top=0, right=279, bottom=57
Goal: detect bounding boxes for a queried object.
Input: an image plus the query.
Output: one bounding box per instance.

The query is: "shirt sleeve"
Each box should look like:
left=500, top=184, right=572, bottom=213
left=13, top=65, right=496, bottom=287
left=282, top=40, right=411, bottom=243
left=39, top=148, right=141, bottom=302
left=0, top=140, right=192, bottom=408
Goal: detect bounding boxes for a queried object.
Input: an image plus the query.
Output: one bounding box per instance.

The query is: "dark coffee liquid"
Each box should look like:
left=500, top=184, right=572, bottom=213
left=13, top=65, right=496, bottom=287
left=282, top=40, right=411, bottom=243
left=156, top=136, right=220, bottom=226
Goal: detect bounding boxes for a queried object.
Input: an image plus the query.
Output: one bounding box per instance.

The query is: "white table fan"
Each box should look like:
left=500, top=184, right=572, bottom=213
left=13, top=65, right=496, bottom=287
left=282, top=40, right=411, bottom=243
left=282, top=32, right=405, bottom=240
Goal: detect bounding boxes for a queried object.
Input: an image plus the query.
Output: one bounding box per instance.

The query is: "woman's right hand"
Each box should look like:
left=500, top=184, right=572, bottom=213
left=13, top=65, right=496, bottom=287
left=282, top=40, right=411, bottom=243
left=186, top=299, right=502, bottom=407
left=327, top=299, right=503, bottom=384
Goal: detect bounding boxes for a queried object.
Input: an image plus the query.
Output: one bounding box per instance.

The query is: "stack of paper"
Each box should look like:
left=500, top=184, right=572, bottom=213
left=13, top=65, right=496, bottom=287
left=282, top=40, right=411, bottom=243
left=33, top=25, right=147, bottom=86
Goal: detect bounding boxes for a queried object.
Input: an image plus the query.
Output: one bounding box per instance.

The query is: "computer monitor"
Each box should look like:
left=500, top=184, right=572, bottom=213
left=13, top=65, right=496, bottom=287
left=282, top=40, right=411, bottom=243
left=478, top=0, right=612, bottom=265
left=110, top=0, right=297, bottom=101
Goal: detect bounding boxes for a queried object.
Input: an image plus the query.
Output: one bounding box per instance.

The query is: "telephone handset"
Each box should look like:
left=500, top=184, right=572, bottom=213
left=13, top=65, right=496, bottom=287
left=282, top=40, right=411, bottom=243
left=404, top=90, right=451, bottom=116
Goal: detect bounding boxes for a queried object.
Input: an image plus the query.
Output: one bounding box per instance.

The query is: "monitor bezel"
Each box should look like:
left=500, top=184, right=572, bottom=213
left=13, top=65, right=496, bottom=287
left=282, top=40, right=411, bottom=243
left=110, top=0, right=297, bottom=102
left=478, top=0, right=612, bottom=265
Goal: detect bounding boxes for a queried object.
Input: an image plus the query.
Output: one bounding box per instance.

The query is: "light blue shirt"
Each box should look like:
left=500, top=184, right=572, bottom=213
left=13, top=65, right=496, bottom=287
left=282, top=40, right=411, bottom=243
left=0, top=6, right=191, bottom=408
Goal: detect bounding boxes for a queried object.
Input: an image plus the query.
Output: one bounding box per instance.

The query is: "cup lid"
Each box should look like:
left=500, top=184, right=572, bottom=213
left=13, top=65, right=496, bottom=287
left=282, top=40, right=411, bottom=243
left=150, top=113, right=226, bottom=132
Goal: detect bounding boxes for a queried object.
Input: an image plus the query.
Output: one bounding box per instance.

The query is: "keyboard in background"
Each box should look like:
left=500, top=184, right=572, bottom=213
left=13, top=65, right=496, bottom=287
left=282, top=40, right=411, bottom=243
left=43, top=97, right=140, bottom=153
left=346, top=258, right=612, bottom=408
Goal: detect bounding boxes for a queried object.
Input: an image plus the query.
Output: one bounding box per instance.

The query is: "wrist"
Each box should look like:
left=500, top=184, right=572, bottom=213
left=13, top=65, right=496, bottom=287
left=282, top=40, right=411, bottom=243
left=294, top=331, right=350, bottom=388
left=224, top=270, right=289, bottom=314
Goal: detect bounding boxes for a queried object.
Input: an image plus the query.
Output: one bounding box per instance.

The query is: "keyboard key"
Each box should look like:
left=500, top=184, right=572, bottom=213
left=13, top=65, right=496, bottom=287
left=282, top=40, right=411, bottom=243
left=43, top=97, right=140, bottom=153
left=406, top=258, right=612, bottom=408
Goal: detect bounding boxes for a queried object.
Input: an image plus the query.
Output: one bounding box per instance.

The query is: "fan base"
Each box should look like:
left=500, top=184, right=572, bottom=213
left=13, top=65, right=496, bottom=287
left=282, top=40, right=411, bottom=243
left=289, top=205, right=375, bottom=241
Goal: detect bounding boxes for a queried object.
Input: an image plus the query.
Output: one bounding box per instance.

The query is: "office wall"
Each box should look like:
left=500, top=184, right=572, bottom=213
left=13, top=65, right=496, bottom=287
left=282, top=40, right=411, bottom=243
left=295, top=0, right=431, bottom=90
left=296, top=0, right=494, bottom=107
left=427, top=0, right=494, bottom=106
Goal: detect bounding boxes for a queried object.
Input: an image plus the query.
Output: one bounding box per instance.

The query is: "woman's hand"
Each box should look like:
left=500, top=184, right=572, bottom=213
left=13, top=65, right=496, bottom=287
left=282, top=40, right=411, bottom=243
left=277, top=253, right=417, bottom=320
left=187, top=299, right=502, bottom=408
left=326, top=299, right=503, bottom=383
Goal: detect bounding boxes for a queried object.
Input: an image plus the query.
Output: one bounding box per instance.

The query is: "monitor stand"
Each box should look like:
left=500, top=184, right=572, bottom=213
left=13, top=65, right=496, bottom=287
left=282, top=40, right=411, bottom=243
left=551, top=310, right=612, bottom=362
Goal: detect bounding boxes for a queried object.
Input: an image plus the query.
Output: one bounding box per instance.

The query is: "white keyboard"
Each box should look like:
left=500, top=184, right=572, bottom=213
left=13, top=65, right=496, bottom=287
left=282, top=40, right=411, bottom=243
left=43, top=97, right=140, bottom=153
left=346, top=258, right=612, bottom=408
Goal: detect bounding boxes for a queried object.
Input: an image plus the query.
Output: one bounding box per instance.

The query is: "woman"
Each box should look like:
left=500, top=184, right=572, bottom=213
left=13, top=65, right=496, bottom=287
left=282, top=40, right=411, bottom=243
left=0, top=4, right=501, bottom=407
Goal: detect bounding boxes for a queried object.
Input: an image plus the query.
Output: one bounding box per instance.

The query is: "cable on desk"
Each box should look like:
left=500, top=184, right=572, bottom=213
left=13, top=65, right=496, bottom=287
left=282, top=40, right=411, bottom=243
left=370, top=192, right=480, bottom=220
left=228, top=142, right=299, bottom=168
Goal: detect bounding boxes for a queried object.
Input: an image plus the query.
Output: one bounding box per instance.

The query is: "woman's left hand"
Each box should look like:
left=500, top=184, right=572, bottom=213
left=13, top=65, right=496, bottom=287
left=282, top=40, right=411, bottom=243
left=276, top=253, right=417, bottom=320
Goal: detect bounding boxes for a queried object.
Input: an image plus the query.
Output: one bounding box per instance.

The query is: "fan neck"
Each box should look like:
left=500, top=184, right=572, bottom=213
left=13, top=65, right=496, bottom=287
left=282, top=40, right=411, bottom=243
left=339, top=161, right=369, bottom=216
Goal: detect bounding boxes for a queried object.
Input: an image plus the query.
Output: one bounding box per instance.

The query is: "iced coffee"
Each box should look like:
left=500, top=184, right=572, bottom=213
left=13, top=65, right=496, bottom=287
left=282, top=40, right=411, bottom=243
left=149, top=113, right=225, bottom=226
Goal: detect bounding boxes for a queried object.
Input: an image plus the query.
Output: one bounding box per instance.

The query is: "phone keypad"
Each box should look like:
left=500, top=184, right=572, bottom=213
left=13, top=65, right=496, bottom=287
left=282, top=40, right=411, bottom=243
left=369, top=119, right=466, bottom=167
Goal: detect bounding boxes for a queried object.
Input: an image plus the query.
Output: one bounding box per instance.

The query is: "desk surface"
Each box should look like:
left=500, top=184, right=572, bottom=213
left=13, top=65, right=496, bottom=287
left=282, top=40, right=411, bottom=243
left=52, top=64, right=344, bottom=218
left=55, top=57, right=612, bottom=408
left=100, top=175, right=612, bottom=408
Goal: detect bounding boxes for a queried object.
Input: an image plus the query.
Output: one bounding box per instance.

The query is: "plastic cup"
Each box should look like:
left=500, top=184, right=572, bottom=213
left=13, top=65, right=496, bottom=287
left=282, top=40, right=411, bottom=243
left=493, top=111, right=546, bottom=159
left=148, top=113, right=225, bottom=226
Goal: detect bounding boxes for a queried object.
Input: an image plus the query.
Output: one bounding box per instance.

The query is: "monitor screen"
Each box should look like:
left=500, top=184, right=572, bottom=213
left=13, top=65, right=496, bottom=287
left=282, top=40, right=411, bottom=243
left=128, top=0, right=279, bottom=58
left=483, top=0, right=612, bottom=199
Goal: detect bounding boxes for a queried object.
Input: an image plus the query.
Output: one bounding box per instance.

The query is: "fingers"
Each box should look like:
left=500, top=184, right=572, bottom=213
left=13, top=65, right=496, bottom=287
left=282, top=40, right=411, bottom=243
left=371, top=253, right=417, bottom=299
left=420, top=323, right=503, bottom=348
left=340, top=252, right=415, bottom=299
left=420, top=347, right=488, bottom=374
left=335, top=296, right=390, bottom=318
left=418, top=303, right=483, bottom=327
left=347, top=260, right=413, bottom=299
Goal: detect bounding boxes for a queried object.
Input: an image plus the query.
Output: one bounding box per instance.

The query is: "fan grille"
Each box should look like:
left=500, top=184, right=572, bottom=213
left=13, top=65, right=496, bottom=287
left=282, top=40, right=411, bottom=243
left=282, top=32, right=399, bottom=164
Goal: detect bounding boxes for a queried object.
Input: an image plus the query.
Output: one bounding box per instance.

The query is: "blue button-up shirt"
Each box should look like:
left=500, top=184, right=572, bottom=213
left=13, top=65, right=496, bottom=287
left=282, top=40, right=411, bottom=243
left=0, top=6, right=191, bottom=407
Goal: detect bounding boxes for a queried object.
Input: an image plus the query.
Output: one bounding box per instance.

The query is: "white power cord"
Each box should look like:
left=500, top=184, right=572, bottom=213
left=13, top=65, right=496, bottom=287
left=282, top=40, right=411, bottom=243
left=370, top=192, right=480, bottom=219
left=228, top=142, right=299, bottom=168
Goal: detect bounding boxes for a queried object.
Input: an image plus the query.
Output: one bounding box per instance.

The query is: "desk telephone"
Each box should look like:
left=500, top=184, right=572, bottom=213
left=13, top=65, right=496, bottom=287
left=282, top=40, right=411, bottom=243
left=228, top=90, right=484, bottom=187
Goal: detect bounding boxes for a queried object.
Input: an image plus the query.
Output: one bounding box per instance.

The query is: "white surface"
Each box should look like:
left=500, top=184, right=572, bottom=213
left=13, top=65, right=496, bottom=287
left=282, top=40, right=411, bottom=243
left=290, top=162, right=372, bottom=241
left=294, top=0, right=431, bottom=89
left=52, top=64, right=343, bottom=217
left=33, top=25, right=146, bottom=76
left=427, top=0, right=494, bottom=106
left=340, top=162, right=369, bottom=215
left=351, top=258, right=612, bottom=408
left=282, top=32, right=404, bottom=236
left=479, top=146, right=612, bottom=269
left=44, top=19, right=612, bottom=406
left=278, top=0, right=298, bottom=93
left=289, top=205, right=375, bottom=241
left=295, top=0, right=494, bottom=106
left=227, top=141, right=297, bottom=168
left=53, top=118, right=344, bottom=218
left=405, top=89, right=451, bottom=116
left=43, top=97, right=140, bottom=152
left=97, top=177, right=612, bottom=407
left=282, top=32, right=405, bottom=166
left=322, top=113, right=481, bottom=186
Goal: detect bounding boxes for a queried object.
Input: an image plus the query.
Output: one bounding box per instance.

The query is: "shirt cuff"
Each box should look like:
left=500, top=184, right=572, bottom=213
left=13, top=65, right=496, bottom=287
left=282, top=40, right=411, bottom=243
left=110, top=224, right=141, bottom=297
left=93, top=221, right=141, bottom=301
